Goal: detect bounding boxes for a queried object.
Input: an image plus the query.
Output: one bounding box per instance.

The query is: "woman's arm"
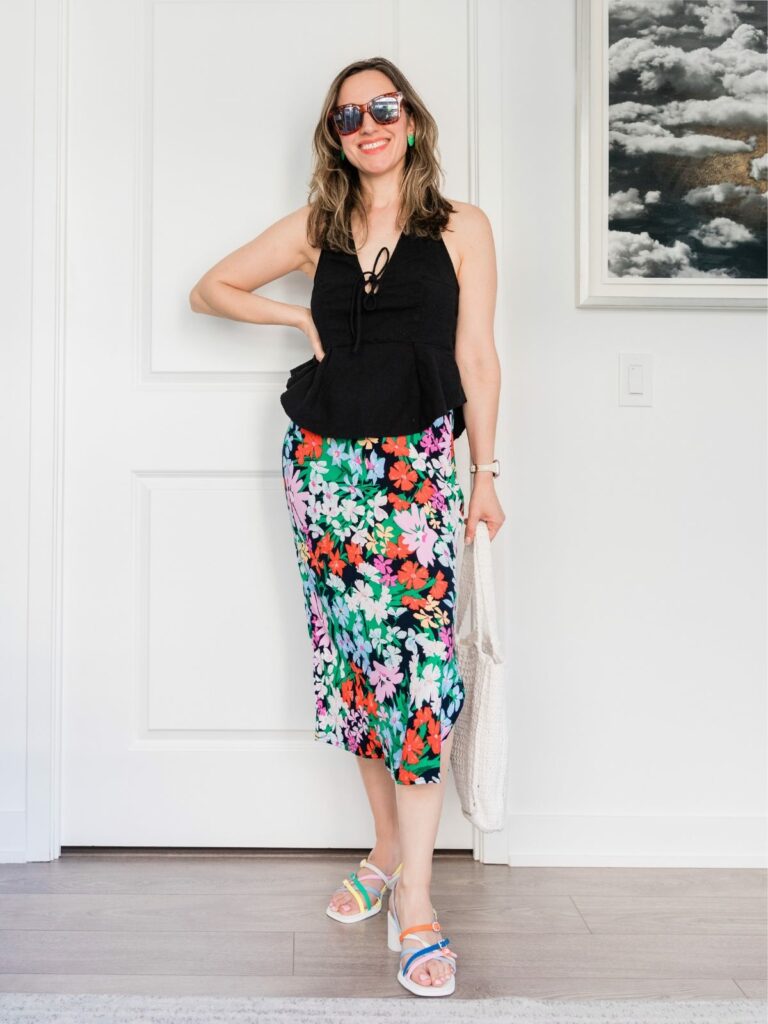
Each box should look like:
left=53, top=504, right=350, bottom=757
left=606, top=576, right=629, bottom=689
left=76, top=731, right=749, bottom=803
left=189, top=205, right=314, bottom=331
left=453, top=202, right=505, bottom=542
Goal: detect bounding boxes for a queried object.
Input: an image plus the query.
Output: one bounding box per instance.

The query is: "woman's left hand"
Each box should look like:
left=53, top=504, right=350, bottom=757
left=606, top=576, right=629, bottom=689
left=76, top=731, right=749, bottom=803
left=463, top=476, right=505, bottom=542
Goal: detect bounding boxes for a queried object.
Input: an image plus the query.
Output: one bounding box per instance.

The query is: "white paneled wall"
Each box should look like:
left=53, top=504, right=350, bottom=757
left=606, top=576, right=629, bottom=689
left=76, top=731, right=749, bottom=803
left=499, top=0, right=766, bottom=866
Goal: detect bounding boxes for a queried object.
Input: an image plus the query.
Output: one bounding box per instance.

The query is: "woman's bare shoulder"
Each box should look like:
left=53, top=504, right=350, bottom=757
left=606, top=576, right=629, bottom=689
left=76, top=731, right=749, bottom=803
left=445, top=200, right=493, bottom=237
left=442, top=200, right=495, bottom=281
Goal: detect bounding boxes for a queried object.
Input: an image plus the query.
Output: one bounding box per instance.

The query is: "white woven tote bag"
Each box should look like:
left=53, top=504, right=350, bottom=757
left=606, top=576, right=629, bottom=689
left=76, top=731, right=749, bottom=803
left=449, top=519, right=508, bottom=832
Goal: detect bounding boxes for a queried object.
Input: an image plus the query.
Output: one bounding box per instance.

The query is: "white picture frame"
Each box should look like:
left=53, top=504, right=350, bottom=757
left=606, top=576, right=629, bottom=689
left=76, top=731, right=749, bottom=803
left=575, top=0, right=767, bottom=309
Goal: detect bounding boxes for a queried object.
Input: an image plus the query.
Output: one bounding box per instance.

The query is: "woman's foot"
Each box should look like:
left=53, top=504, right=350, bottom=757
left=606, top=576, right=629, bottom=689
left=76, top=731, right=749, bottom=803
left=327, top=845, right=402, bottom=916
left=391, top=880, right=457, bottom=989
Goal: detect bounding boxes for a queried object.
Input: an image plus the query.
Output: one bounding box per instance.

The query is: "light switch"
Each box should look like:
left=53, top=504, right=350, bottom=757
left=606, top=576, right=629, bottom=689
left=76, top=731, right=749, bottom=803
left=628, top=363, right=644, bottom=394
left=619, top=353, right=653, bottom=406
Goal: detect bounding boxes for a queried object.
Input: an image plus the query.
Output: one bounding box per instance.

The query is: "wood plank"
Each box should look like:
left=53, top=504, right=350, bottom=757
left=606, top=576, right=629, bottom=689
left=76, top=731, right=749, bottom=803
left=0, top=930, right=293, bottom=976
left=0, top=892, right=587, bottom=934
left=294, top=930, right=767, bottom=979
left=0, top=858, right=764, bottom=898
left=573, top=896, right=767, bottom=933
left=734, top=979, right=768, bottom=998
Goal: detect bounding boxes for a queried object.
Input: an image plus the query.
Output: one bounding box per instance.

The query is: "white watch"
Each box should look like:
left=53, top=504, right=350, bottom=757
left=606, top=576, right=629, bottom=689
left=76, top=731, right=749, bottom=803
left=469, top=459, right=500, bottom=477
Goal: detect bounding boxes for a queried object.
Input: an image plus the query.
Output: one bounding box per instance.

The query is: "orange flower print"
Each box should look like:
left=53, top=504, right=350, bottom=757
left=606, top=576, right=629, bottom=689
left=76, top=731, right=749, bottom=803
left=426, top=716, right=441, bottom=754
left=402, top=727, right=425, bottom=765
left=414, top=706, right=433, bottom=727
left=383, top=436, right=410, bottom=457
left=389, top=491, right=412, bottom=511
left=390, top=459, right=418, bottom=491
left=397, top=559, right=429, bottom=590
left=328, top=549, right=346, bottom=575
left=415, top=477, right=436, bottom=505
left=429, top=569, right=449, bottom=600
left=345, top=541, right=363, bottom=564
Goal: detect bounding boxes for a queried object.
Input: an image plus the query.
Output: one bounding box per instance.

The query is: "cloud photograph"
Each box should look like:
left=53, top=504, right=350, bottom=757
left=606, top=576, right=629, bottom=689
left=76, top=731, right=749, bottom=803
left=608, top=0, right=767, bottom=278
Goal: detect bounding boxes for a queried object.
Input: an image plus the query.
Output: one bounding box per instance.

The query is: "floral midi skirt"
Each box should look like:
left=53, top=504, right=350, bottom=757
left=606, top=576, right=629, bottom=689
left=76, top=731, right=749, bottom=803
left=281, top=409, right=467, bottom=785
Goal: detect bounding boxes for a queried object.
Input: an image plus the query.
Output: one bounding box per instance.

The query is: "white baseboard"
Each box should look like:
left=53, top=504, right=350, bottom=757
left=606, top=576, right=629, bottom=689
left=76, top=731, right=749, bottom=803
left=507, top=813, right=768, bottom=867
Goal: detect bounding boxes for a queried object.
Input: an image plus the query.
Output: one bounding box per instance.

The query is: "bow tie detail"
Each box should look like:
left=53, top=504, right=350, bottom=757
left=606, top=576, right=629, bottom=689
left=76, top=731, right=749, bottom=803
left=349, top=245, right=391, bottom=353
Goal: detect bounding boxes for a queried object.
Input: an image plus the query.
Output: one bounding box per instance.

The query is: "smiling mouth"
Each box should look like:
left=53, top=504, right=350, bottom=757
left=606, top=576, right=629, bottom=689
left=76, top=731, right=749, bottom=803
left=359, top=139, right=390, bottom=153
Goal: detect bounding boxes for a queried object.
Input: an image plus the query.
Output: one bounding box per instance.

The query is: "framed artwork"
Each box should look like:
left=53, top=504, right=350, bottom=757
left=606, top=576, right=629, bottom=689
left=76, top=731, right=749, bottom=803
left=576, top=0, right=767, bottom=308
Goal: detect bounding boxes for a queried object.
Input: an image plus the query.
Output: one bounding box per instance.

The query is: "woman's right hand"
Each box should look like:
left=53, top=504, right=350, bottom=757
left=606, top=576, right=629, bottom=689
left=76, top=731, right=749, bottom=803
left=296, top=307, right=326, bottom=362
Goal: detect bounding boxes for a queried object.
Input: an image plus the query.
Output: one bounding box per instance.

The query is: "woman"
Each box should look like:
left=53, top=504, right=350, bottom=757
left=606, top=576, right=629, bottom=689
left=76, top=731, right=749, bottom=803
left=189, top=56, right=504, bottom=998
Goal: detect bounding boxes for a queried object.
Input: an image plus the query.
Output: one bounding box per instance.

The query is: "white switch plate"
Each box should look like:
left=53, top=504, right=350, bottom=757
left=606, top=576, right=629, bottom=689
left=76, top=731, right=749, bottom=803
left=619, top=352, right=653, bottom=406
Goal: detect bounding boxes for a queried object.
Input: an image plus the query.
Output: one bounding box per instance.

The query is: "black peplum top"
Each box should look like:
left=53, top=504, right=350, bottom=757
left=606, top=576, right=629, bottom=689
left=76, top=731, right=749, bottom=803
left=279, top=229, right=467, bottom=440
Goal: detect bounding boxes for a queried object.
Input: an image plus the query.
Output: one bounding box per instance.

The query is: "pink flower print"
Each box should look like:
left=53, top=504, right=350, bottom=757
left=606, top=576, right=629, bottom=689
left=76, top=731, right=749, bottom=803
left=343, top=707, right=368, bottom=752
left=372, top=554, right=398, bottom=586
left=370, top=661, right=403, bottom=704
left=431, top=490, right=447, bottom=514
left=310, top=591, right=332, bottom=650
left=393, top=505, right=438, bottom=567
left=439, top=624, right=455, bottom=661
left=284, top=465, right=310, bottom=529
left=418, top=427, right=440, bottom=455
left=435, top=418, right=452, bottom=458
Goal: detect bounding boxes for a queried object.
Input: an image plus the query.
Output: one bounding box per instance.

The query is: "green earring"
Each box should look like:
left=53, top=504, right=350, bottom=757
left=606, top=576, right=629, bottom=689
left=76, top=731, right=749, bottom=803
left=339, top=147, right=345, bottom=161
left=407, top=132, right=415, bottom=147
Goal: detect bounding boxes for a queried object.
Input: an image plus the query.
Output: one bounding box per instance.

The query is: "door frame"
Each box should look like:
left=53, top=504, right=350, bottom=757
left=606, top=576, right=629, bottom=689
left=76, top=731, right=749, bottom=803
left=23, top=0, right=69, bottom=864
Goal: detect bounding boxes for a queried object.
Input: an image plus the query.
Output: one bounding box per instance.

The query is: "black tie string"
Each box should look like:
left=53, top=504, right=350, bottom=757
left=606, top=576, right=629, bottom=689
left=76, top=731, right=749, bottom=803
left=349, top=245, right=390, bottom=353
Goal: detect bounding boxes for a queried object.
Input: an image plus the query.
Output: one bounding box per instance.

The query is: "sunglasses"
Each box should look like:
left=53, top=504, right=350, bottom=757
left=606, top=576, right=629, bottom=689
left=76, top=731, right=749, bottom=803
left=328, top=90, right=405, bottom=136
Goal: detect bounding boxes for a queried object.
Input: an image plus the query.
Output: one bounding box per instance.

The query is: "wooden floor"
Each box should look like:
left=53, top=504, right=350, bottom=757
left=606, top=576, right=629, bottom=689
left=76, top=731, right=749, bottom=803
left=0, top=850, right=765, bottom=1000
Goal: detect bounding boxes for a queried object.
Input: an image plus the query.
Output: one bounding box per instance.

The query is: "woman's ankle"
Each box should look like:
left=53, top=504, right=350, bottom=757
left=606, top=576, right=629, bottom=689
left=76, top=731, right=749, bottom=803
left=395, top=877, right=432, bottom=895
left=369, top=839, right=401, bottom=871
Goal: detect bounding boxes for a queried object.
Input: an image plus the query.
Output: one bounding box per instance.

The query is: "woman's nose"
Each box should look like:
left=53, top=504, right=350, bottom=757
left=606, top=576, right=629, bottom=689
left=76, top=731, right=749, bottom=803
left=359, top=109, right=379, bottom=132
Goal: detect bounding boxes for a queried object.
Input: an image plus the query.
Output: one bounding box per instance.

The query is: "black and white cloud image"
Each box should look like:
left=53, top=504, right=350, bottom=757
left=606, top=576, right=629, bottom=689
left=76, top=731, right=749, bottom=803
left=608, top=0, right=767, bottom=279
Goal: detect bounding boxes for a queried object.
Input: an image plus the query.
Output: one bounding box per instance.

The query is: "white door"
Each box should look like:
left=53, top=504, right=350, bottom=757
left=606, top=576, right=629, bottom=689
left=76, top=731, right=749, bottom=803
left=62, top=0, right=484, bottom=849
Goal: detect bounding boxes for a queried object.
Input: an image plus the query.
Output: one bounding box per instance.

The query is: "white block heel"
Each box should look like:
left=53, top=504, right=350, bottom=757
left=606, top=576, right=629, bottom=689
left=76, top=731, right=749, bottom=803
left=387, top=906, right=401, bottom=951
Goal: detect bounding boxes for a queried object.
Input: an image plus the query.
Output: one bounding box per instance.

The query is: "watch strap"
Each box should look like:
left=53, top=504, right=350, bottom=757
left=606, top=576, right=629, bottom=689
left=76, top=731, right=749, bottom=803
left=470, top=459, right=500, bottom=477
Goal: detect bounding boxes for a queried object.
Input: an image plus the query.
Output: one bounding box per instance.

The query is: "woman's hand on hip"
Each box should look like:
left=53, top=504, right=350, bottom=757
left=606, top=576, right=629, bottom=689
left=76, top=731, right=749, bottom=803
left=296, top=307, right=326, bottom=362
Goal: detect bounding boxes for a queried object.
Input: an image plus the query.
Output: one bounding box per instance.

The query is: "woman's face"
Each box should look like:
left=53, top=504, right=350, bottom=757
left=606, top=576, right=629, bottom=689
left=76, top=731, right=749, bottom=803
left=334, top=70, right=414, bottom=175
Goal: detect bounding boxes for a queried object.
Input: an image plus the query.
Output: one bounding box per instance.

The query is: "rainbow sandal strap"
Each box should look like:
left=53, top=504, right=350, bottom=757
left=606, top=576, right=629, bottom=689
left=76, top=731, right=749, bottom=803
left=335, top=858, right=400, bottom=914
left=401, top=937, right=457, bottom=982
left=399, top=920, right=458, bottom=978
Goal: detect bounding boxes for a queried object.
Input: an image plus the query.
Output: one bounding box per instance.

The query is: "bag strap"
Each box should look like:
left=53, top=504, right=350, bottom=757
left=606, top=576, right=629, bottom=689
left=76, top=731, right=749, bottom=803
left=456, top=526, right=476, bottom=634
left=456, top=521, right=501, bottom=656
left=472, top=521, right=501, bottom=652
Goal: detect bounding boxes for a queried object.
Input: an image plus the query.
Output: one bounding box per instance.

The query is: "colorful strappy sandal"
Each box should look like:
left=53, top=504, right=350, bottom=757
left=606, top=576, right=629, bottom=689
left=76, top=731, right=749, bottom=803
left=326, top=857, right=403, bottom=924
left=386, top=877, right=458, bottom=996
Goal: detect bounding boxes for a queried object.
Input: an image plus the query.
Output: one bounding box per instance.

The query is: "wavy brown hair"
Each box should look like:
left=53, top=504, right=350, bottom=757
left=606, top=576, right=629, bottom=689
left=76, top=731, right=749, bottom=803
left=306, top=57, right=456, bottom=254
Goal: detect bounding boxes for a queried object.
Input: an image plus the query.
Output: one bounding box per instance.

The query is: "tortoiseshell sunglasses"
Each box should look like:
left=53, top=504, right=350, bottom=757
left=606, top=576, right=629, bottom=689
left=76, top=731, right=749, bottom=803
left=328, top=90, right=405, bottom=136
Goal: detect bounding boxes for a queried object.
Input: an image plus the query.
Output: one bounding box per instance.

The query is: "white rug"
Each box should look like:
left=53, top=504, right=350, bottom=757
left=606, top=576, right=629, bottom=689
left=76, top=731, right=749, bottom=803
left=0, top=994, right=763, bottom=1024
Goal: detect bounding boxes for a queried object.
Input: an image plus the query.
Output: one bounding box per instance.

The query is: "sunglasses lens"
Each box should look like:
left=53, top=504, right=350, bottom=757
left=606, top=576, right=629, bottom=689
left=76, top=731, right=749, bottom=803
left=370, top=95, right=400, bottom=124
left=333, top=106, right=362, bottom=135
